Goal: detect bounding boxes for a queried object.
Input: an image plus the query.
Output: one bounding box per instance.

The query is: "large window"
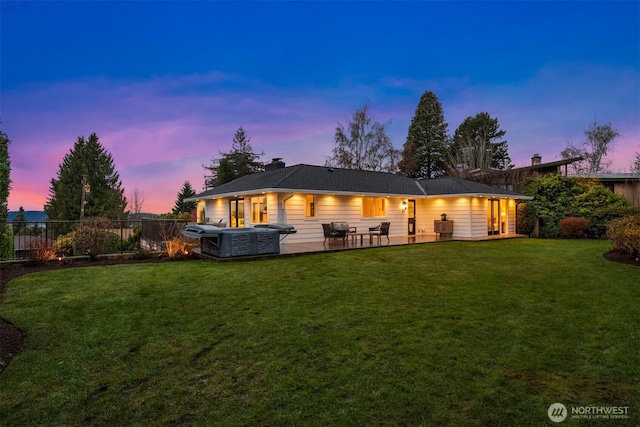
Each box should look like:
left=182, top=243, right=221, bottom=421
left=362, top=197, right=386, bottom=217
left=251, top=196, right=268, bottom=224
left=306, top=195, right=316, bottom=218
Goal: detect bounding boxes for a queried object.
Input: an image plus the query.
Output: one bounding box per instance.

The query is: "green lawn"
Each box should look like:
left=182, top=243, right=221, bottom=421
left=0, top=239, right=638, bottom=426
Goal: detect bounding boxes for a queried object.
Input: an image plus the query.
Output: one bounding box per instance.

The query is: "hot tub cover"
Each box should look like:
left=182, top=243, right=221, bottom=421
left=253, top=224, right=297, bottom=234
left=182, top=224, right=226, bottom=239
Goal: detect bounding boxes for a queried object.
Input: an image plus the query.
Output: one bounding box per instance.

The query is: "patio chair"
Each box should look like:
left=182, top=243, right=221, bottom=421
left=369, top=222, right=390, bottom=244
left=322, top=223, right=348, bottom=244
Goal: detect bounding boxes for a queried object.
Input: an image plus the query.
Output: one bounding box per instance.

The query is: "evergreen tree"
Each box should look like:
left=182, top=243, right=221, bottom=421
left=204, top=127, right=264, bottom=188
left=45, top=133, right=127, bottom=220
left=399, top=91, right=449, bottom=178
left=12, top=206, right=28, bottom=235
left=449, top=112, right=511, bottom=172
left=173, top=181, right=197, bottom=215
left=0, top=123, right=9, bottom=223
left=0, top=121, right=12, bottom=259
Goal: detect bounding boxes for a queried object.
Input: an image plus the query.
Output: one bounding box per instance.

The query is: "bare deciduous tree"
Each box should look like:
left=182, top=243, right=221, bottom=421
left=129, top=188, right=145, bottom=219
left=561, top=121, right=620, bottom=174
left=631, top=146, right=640, bottom=174
left=326, top=100, right=400, bottom=173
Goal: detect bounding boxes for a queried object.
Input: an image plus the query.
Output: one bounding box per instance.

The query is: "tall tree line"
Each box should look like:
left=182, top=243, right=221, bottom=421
left=399, top=91, right=511, bottom=178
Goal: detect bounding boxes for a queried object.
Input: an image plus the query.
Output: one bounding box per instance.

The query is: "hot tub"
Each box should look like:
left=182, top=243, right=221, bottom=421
left=182, top=225, right=282, bottom=258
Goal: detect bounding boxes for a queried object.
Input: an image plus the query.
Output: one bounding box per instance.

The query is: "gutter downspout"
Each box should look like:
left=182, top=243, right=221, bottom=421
left=281, top=193, right=294, bottom=224
left=282, top=192, right=295, bottom=209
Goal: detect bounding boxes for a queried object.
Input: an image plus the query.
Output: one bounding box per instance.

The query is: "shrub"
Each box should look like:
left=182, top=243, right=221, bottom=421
left=164, top=236, right=198, bottom=259
left=73, top=217, right=115, bottom=260
left=559, top=217, right=590, bottom=238
left=56, top=232, right=75, bottom=256
left=132, top=247, right=155, bottom=260
left=27, top=239, right=57, bottom=264
left=0, top=225, right=14, bottom=260
left=119, top=226, right=142, bottom=252
left=523, top=175, right=640, bottom=238
left=608, top=215, right=640, bottom=259
left=516, top=203, right=536, bottom=236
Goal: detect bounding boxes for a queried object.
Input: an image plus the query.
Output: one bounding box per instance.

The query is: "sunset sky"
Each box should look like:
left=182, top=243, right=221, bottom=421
left=2, top=1, right=638, bottom=213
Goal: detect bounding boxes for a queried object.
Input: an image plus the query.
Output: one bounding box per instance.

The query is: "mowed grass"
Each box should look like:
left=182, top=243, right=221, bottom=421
left=0, top=239, right=638, bottom=426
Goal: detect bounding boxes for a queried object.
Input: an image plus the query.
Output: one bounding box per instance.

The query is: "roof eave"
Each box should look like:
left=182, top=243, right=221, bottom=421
left=190, top=187, right=424, bottom=200
left=425, top=193, right=533, bottom=200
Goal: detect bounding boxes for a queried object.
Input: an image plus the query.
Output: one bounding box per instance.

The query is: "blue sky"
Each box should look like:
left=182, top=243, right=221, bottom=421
left=2, top=1, right=639, bottom=212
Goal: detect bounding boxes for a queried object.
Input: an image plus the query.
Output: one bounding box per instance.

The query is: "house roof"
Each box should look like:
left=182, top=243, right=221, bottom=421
left=516, top=156, right=584, bottom=172
left=417, top=176, right=529, bottom=197
left=190, top=164, right=531, bottom=200
left=570, top=173, right=640, bottom=182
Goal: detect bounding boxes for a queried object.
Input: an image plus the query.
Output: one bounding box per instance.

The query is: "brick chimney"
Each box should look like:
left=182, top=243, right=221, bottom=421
left=531, top=154, right=542, bottom=166
left=264, top=158, right=286, bottom=171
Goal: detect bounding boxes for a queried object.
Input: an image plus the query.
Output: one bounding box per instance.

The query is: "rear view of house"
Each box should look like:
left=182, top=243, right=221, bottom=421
left=187, top=161, right=533, bottom=244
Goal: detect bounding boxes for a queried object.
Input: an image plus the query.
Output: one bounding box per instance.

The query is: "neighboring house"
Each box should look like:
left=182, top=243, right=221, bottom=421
left=188, top=161, right=533, bottom=243
left=571, top=173, right=640, bottom=207
left=467, top=154, right=584, bottom=192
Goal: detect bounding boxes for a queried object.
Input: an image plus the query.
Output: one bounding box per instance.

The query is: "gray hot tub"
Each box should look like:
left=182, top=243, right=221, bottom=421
left=182, top=225, right=281, bottom=258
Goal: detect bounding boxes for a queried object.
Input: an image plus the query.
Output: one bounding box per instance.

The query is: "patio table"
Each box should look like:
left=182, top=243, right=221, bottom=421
left=346, top=231, right=375, bottom=244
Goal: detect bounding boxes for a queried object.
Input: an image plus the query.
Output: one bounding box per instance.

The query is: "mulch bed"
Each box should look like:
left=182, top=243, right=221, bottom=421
left=602, top=250, right=640, bottom=268
left=1, top=250, right=638, bottom=376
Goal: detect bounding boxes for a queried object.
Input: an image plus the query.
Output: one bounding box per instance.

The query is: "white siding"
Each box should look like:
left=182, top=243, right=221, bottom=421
left=279, top=193, right=408, bottom=243
left=507, top=199, right=516, bottom=234
left=201, top=199, right=228, bottom=225
left=417, top=197, right=475, bottom=238
left=200, top=192, right=521, bottom=242
left=470, top=197, right=488, bottom=238
left=200, top=192, right=408, bottom=243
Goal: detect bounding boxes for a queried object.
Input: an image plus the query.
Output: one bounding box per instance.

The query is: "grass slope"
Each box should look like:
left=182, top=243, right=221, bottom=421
left=0, top=239, right=638, bottom=426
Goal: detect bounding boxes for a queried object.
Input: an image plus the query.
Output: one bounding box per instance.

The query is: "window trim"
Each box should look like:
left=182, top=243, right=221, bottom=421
left=305, top=194, right=317, bottom=218
left=250, top=196, right=268, bottom=224
left=362, top=196, right=386, bottom=218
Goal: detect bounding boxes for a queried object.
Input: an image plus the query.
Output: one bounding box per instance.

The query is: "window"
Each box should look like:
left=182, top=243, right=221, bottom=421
left=251, top=196, right=268, bottom=224
left=362, top=197, right=386, bottom=217
left=306, top=195, right=316, bottom=218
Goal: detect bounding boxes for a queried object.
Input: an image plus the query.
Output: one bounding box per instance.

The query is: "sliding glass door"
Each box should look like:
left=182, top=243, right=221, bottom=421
left=487, top=199, right=500, bottom=235
left=229, top=198, right=245, bottom=228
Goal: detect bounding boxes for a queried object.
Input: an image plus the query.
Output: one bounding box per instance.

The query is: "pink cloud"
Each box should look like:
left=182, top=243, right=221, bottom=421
left=4, top=63, right=638, bottom=213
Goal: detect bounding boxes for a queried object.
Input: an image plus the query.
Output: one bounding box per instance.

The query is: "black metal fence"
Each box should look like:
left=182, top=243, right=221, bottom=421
left=0, top=218, right=189, bottom=261
left=140, top=218, right=189, bottom=251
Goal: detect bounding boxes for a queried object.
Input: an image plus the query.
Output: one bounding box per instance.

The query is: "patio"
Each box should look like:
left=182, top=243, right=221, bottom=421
left=194, top=232, right=528, bottom=260
left=280, top=233, right=527, bottom=256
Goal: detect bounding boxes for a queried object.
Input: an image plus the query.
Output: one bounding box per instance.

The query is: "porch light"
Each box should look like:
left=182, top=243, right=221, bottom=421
left=401, top=201, right=408, bottom=211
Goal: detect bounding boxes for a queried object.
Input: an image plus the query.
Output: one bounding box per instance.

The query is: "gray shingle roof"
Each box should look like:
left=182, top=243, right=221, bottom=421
left=194, top=164, right=425, bottom=197
left=191, top=164, right=530, bottom=199
left=418, top=176, right=528, bottom=197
